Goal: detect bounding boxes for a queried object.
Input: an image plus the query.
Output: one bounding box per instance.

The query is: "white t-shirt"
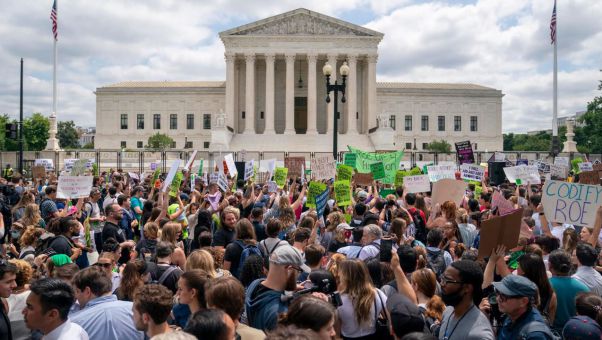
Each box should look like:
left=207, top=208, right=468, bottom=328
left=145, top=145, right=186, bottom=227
left=337, top=289, right=387, bottom=338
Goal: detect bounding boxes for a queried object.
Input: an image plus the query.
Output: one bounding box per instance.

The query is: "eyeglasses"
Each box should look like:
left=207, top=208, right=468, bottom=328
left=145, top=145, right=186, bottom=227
left=94, top=262, right=112, bottom=268
left=440, top=276, right=464, bottom=286
left=495, top=290, right=521, bottom=302
left=288, top=265, right=303, bottom=272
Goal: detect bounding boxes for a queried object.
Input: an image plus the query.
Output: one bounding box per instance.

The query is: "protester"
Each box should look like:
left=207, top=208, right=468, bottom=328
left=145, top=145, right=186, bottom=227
left=132, top=284, right=174, bottom=338
left=6, top=259, right=32, bottom=340
left=184, top=309, right=236, bottom=340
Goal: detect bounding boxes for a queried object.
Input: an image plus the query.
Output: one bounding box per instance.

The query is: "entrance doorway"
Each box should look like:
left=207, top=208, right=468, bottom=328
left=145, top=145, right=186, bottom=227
left=294, top=97, right=307, bottom=134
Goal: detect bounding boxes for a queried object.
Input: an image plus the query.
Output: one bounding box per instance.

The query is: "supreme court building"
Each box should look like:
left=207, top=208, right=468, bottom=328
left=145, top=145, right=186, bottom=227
left=95, top=8, right=503, bottom=153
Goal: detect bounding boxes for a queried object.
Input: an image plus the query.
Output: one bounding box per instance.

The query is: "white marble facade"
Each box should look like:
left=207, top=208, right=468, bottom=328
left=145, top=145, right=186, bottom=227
left=95, top=8, right=503, bottom=152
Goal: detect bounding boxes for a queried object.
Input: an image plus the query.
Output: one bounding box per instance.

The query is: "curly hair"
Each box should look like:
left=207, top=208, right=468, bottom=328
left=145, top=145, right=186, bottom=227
left=8, top=259, right=33, bottom=287
left=19, top=226, right=45, bottom=248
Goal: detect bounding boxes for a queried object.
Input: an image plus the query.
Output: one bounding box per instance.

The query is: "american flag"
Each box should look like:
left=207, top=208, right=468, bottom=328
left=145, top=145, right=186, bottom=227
left=550, top=0, right=557, bottom=45
left=50, top=0, right=58, bottom=41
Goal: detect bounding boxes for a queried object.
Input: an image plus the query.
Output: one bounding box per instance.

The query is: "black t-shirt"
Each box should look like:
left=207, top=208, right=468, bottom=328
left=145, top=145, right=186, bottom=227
left=252, top=221, right=267, bottom=242
left=212, top=227, right=236, bottom=247
left=328, top=240, right=348, bottom=253
left=136, top=238, right=157, bottom=260
left=153, top=264, right=183, bottom=294
left=49, top=235, right=74, bottom=257
left=224, top=241, right=244, bottom=276
left=102, top=221, right=125, bottom=244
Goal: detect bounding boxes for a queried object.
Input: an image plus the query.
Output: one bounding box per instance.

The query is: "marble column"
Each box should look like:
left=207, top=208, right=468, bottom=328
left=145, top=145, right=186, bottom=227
left=326, top=54, right=338, bottom=134
left=284, top=53, right=296, bottom=134
left=347, top=55, right=358, bottom=134
left=264, top=53, right=275, bottom=134
left=366, top=54, right=378, bottom=132
left=306, top=53, right=318, bottom=134
left=225, top=53, right=236, bottom=131
left=244, top=53, right=255, bottom=134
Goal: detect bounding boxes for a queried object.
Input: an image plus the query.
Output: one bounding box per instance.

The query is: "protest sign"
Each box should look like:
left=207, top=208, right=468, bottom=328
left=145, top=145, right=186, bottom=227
left=224, top=154, right=237, bottom=177
left=315, top=187, right=329, bottom=217
left=578, top=162, right=593, bottom=172
left=344, top=153, right=357, bottom=169
left=306, top=181, right=327, bottom=208
left=379, top=189, right=396, bottom=198
left=169, top=171, right=183, bottom=197
left=427, top=165, right=456, bottom=182
left=394, top=170, right=408, bottom=187
left=35, top=159, right=54, bottom=171
left=431, top=179, right=467, bottom=207
left=244, top=160, right=255, bottom=181
left=595, top=163, right=602, bottom=171
left=492, top=190, right=516, bottom=216
left=494, top=153, right=506, bottom=162
left=264, top=159, right=276, bottom=178
left=516, top=159, right=529, bottom=166
left=503, top=165, right=541, bottom=184
left=285, top=157, right=305, bottom=178
left=550, top=164, right=568, bottom=179
left=455, top=141, right=475, bottom=165
left=197, top=159, right=204, bottom=177
left=334, top=180, right=351, bottom=206
left=57, top=176, right=93, bottom=199
left=162, top=160, right=181, bottom=192
left=534, top=160, right=551, bottom=174
left=312, top=155, right=336, bottom=180
left=274, top=167, right=288, bottom=188
left=209, top=173, right=219, bottom=184
left=63, top=159, right=77, bottom=172
left=542, top=180, right=602, bottom=226
left=478, top=209, right=523, bottom=259
left=184, top=150, right=198, bottom=170
left=190, top=174, right=196, bottom=192
left=266, top=181, right=278, bottom=193
left=150, top=162, right=157, bottom=171
left=460, top=164, right=485, bottom=182
left=217, top=173, right=229, bottom=192
left=404, top=175, right=431, bottom=194
left=347, top=146, right=403, bottom=184
left=554, top=157, right=570, bottom=168
left=32, top=166, right=46, bottom=179
left=578, top=171, right=601, bottom=185
left=353, top=173, right=373, bottom=186
left=370, top=162, right=385, bottom=180
left=71, top=159, right=89, bottom=176
left=336, top=164, right=353, bottom=182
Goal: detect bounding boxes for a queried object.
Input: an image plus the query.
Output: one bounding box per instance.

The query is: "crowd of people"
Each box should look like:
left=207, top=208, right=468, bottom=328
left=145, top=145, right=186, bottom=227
left=0, top=165, right=601, bottom=340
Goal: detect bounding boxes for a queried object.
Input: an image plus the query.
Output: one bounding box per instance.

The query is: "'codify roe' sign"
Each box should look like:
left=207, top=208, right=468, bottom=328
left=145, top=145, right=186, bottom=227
left=542, top=180, right=602, bottom=226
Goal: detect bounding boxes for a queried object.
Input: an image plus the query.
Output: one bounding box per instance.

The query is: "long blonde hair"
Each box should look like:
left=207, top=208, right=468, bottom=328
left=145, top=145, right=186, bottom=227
left=186, top=249, right=218, bottom=278
left=20, top=203, right=42, bottom=227
left=338, top=259, right=376, bottom=325
left=161, top=222, right=181, bottom=245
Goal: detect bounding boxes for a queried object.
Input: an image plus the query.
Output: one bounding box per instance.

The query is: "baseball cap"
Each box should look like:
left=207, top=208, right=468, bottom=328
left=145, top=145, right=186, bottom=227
left=269, top=245, right=310, bottom=273
left=563, top=316, right=602, bottom=340
left=386, top=293, right=425, bottom=338
left=337, top=223, right=354, bottom=231
left=492, top=275, right=537, bottom=298
left=357, top=190, right=368, bottom=199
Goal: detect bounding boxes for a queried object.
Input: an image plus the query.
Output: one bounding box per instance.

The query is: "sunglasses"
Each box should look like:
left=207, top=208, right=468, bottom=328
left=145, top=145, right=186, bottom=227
left=94, top=262, right=112, bottom=268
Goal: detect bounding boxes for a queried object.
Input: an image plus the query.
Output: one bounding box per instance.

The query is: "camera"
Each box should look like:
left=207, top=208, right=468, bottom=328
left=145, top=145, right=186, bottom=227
left=293, top=270, right=342, bottom=307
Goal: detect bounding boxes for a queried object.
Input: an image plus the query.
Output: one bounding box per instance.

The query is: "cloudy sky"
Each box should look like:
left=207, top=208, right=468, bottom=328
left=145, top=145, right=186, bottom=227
left=1, top=0, right=601, bottom=133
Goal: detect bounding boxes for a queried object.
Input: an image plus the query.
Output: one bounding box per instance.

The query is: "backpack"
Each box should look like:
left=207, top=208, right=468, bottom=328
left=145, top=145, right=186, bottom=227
left=410, top=209, right=427, bottom=244
left=518, top=320, right=560, bottom=340
left=35, top=234, right=72, bottom=256
left=418, top=305, right=440, bottom=335
left=234, top=240, right=263, bottom=278
left=426, top=248, right=446, bottom=279
left=354, top=242, right=380, bottom=259
left=259, top=239, right=286, bottom=259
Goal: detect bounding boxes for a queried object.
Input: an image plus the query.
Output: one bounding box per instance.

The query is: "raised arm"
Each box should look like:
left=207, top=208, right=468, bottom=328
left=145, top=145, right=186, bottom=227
left=587, top=206, right=602, bottom=247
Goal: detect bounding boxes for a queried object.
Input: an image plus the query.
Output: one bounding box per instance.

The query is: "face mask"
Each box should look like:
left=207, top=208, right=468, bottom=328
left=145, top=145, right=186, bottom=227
left=11, top=231, right=20, bottom=240
left=441, top=289, right=465, bottom=307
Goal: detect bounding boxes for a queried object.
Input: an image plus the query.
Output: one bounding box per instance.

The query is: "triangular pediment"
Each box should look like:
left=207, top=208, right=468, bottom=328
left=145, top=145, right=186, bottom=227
left=219, top=8, right=383, bottom=38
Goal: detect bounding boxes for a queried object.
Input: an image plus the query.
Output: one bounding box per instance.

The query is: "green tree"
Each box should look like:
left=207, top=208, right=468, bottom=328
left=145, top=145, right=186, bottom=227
left=146, top=132, right=174, bottom=149
left=425, top=139, right=452, bottom=154
left=23, top=113, right=50, bottom=151
left=578, top=76, right=602, bottom=154
left=82, top=141, right=94, bottom=149
left=57, top=120, right=80, bottom=149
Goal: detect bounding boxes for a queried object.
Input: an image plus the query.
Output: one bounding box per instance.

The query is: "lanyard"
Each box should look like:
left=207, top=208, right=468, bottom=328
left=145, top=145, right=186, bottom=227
left=443, top=305, right=475, bottom=340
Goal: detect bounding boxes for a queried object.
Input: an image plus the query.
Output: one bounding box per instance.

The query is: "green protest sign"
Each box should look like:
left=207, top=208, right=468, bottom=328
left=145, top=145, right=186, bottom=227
left=409, top=167, right=422, bottom=176
left=334, top=180, right=352, bottom=207
left=337, top=164, right=354, bottom=182
left=169, top=171, right=183, bottom=197
left=274, top=167, right=288, bottom=189
left=395, top=170, right=409, bottom=187
left=306, top=181, right=327, bottom=208
left=347, top=146, right=403, bottom=184
left=379, top=188, right=396, bottom=198
left=344, top=213, right=352, bottom=224
left=197, top=159, right=204, bottom=177
left=370, top=162, right=385, bottom=180
left=344, top=153, right=357, bottom=169
left=151, top=168, right=161, bottom=185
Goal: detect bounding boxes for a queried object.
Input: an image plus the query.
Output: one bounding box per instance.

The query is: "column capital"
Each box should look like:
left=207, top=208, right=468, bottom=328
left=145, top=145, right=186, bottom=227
left=264, top=53, right=276, bottom=62
left=224, top=52, right=236, bottom=62
left=367, top=54, right=378, bottom=63
left=327, top=53, right=338, bottom=61
left=307, top=53, right=318, bottom=63
left=245, top=53, right=256, bottom=62
left=284, top=53, right=296, bottom=63
left=347, top=54, right=358, bottom=63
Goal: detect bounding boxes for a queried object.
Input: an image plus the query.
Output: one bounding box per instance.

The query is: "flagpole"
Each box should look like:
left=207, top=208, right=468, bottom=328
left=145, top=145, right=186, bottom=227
left=46, top=0, right=61, bottom=151
left=551, top=0, right=559, bottom=157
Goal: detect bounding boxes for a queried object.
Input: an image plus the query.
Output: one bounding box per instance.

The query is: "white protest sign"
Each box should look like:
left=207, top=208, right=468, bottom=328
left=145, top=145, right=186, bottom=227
left=217, top=173, right=229, bottom=192
left=494, top=152, right=506, bottom=162
left=209, top=173, right=219, bottom=183
left=64, top=159, right=77, bottom=172
left=542, top=180, right=602, bottom=226
left=217, top=158, right=225, bottom=176
left=554, top=157, right=570, bottom=167
left=578, top=162, right=593, bottom=172
left=264, top=159, right=276, bottom=179
left=224, top=153, right=237, bottom=177
left=244, top=160, right=255, bottom=181
left=162, top=159, right=181, bottom=192
left=404, top=175, right=431, bottom=194
left=267, top=181, right=278, bottom=193
left=190, top=174, right=196, bottom=191
left=128, top=172, right=140, bottom=181
left=35, top=159, right=54, bottom=171
left=71, top=159, right=89, bottom=176
left=503, top=165, right=541, bottom=184
left=460, top=164, right=485, bottom=182
left=426, top=165, right=456, bottom=182
left=184, top=150, right=198, bottom=170
left=549, top=164, right=567, bottom=179
left=57, top=176, right=93, bottom=199
left=312, top=155, right=336, bottom=180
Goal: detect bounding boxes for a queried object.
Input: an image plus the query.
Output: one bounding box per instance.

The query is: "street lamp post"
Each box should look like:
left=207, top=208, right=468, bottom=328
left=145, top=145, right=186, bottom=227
left=323, top=61, right=349, bottom=160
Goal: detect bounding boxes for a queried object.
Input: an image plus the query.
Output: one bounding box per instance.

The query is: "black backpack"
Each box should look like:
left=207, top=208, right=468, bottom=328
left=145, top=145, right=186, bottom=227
left=410, top=209, right=427, bottom=244
left=426, top=248, right=446, bottom=279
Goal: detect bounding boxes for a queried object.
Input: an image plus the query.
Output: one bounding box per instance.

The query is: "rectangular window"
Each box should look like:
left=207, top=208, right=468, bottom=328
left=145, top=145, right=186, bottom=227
left=405, top=142, right=412, bottom=150
left=454, top=116, right=461, bottom=131
left=474, top=143, right=478, bottom=150
left=187, top=114, right=194, bottom=129
left=153, top=114, right=161, bottom=129
left=120, top=114, right=128, bottom=129
left=438, top=116, right=445, bottom=131
left=203, top=114, right=211, bottom=130
left=137, top=141, right=143, bottom=148
left=405, top=115, right=412, bottom=131
left=470, top=116, right=478, bottom=132
left=204, top=141, right=210, bottom=149
left=185, top=141, right=193, bottom=149
left=170, top=114, right=177, bottom=130
left=137, top=114, right=144, bottom=129
left=422, top=143, right=429, bottom=150
left=120, top=141, right=126, bottom=148
left=390, top=115, right=396, bottom=130
left=170, top=141, right=176, bottom=148
left=421, top=115, right=429, bottom=131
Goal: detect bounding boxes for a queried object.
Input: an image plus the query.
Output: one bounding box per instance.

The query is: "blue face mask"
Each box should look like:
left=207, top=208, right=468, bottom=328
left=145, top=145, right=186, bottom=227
left=11, top=230, right=21, bottom=240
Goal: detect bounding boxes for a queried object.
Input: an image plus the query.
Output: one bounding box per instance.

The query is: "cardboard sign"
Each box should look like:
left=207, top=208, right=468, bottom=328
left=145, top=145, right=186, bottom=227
left=244, top=160, right=255, bottom=181
left=57, top=175, right=93, bottom=199
left=369, top=162, right=385, bottom=180
left=431, top=179, right=467, bottom=207
left=478, top=209, right=523, bottom=259
left=273, top=167, right=288, bottom=189
left=455, top=141, right=475, bottom=165
left=184, top=150, right=198, bottom=170
left=542, top=180, right=602, bottom=226
left=336, top=164, right=354, bottom=182
left=427, top=165, right=456, bottom=182
left=460, top=164, right=485, bottom=182
left=312, top=155, right=336, bottom=180
left=578, top=171, right=601, bottom=185
left=578, top=162, right=594, bottom=172
left=344, top=153, right=357, bottom=169
left=32, top=166, right=46, bottom=179
left=306, top=181, right=327, bottom=208
left=162, top=159, right=182, bottom=192
left=224, top=154, right=237, bottom=177
left=404, top=175, right=431, bottom=194
left=35, top=159, right=54, bottom=171
left=334, top=180, right=352, bottom=206
left=550, top=164, right=568, bottom=179
left=492, top=190, right=516, bottom=216
left=554, top=157, right=570, bottom=167
left=285, top=157, right=305, bottom=178
left=353, top=173, right=374, bottom=186
left=503, top=165, right=541, bottom=184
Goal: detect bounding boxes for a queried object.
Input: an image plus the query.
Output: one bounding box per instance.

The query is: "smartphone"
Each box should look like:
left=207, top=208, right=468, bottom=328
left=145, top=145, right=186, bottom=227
left=380, top=238, right=393, bottom=263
